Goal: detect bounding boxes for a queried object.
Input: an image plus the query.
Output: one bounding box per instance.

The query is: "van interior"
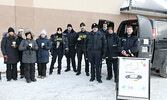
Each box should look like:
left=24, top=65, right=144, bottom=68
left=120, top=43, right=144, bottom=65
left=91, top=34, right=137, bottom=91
left=117, top=19, right=140, bottom=57
left=117, top=19, right=139, bottom=38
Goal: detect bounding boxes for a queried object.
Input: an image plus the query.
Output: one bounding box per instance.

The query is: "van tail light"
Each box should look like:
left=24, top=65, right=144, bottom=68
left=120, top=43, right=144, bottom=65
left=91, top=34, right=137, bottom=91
left=152, top=28, right=156, bottom=39
left=131, top=18, right=137, bottom=21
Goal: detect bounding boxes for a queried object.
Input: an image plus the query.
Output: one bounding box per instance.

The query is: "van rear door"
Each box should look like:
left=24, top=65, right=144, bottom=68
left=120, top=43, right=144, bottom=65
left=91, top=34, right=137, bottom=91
left=137, top=15, right=153, bottom=59
left=98, top=19, right=114, bottom=30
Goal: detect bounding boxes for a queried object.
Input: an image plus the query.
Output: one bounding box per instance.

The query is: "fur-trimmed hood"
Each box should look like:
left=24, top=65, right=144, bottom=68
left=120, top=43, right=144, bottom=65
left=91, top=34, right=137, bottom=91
left=6, top=32, right=17, bottom=39
left=22, top=29, right=35, bottom=39
left=3, top=32, right=17, bottom=38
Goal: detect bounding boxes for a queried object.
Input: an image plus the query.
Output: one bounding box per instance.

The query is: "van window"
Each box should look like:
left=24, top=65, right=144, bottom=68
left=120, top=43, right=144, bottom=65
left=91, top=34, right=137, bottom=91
left=156, top=21, right=167, bottom=40
left=119, top=22, right=138, bottom=37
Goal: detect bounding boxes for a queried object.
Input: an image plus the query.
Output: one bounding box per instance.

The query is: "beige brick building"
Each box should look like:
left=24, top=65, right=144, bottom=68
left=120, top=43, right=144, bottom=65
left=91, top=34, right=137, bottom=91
left=0, top=0, right=164, bottom=35
left=0, top=0, right=165, bottom=56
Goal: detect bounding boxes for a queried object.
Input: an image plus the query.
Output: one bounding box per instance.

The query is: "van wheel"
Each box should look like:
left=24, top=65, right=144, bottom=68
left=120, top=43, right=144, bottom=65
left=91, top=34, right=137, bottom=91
left=160, top=56, right=167, bottom=78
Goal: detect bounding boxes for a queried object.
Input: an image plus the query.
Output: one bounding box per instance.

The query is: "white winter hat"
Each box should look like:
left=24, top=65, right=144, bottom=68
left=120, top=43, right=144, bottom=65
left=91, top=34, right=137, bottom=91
left=18, top=28, right=24, bottom=33
left=40, top=29, right=47, bottom=35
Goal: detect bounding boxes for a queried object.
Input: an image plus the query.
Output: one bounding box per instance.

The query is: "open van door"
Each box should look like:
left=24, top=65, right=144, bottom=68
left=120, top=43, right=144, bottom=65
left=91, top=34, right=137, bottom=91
left=98, top=19, right=114, bottom=30
left=137, top=15, right=154, bottom=59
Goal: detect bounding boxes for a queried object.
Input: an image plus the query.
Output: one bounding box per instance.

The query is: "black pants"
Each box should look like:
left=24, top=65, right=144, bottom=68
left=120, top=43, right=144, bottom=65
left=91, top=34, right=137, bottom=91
left=38, top=63, right=47, bottom=76
left=65, top=46, right=76, bottom=71
left=50, top=48, right=64, bottom=72
left=6, top=64, right=17, bottom=80
left=88, top=50, right=102, bottom=80
left=24, top=63, right=35, bottom=80
left=76, top=46, right=89, bottom=73
left=106, top=58, right=118, bottom=81
left=20, top=62, right=24, bottom=75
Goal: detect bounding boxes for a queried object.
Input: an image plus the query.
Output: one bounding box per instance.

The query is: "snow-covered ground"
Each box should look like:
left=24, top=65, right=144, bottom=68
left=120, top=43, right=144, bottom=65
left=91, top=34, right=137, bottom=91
left=0, top=56, right=167, bottom=100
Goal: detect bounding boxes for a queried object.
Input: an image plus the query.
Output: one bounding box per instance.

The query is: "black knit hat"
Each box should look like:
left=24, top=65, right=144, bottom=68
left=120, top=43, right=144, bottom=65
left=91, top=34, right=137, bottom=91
left=91, top=23, right=98, bottom=29
left=80, top=22, right=86, bottom=27
left=8, top=27, right=15, bottom=33
left=57, top=27, right=62, bottom=32
left=67, top=24, right=72, bottom=28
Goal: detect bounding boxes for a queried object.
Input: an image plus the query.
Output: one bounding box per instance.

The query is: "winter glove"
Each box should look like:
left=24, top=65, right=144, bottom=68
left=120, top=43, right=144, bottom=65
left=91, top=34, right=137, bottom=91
left=27, top=45, right=32, bottom=50
left=52, top=43, right=57, bottom=50
left=65, top=48, right=69, bottom=51
left=42, top=45, right=46, bottom=49
left=102, top=53, right=106, bottom=60
left=65, top=48, right=69, bottom=55
left=3, top=55, right=8, bottom=62
left=84, top=52, right=88, bottom=60
left=106, top=55, right=109, bottom=59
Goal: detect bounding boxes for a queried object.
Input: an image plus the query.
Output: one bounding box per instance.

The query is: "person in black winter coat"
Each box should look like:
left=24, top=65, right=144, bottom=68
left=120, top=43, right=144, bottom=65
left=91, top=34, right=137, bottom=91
left=76, top=22, right=89, bottom=76
left=99, top=20, right=109, bottom=77
left=49, top=27, right=69, bottom=75
left=64, top=24, right=77, bottom=72
left=17, top=28, right=24, bottom=78
left=36, top=29, right=52, bottom=79
left=99, top=20, right=108, bottom=38
left=106, top=27, right=122, bottom=82
left=85, top=23, right=107, bottom=83
left=121, top=25, right=140, bottom=57
left=19, top=29, right=38, bottom=83
left=1, top=27, right=19, bottom=81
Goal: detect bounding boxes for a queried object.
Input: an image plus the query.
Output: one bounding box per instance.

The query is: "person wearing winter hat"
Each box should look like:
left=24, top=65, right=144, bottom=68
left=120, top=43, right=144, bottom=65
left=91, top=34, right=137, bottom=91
left=19, top=29, right=38, bottom=83
left=1, top=27, right=19, bottom=81
left=8, top=27, right=15, bottom=33
left=84, top=23, right=107, bottom=83
left=49, top=27, right=69, bottom=75
left=63, top=24, right=77, bottom=72
left=17, top=28, right=25, bottom=79
left=36, top=29, right=51, bottom=79
left=76, top=22, right=90, bottom=76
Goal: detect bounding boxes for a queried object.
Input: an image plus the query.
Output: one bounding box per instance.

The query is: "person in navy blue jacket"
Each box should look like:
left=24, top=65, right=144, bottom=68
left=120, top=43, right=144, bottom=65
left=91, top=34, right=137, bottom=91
left=121, top=25, right=140, bottom=57
left=106, top=27, right=122, bottom=82
left=36, top=29, right=52, bottom=79
left=85, top=23, right=107, bottom=83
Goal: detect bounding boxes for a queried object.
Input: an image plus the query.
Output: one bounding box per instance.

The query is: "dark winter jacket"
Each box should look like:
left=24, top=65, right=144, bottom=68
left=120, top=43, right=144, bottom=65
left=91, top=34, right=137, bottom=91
left=1, top=33, right=19, bottom=64
left=50, top=33, right=68, bottom=55
left=85, top=31, right=107, bottom=54
left=106, top=33, right=122, bottom=59
left=121, top=33, right=140, bottom=55
left=36, top=36, right=52, bottom=63
left=17, top=36, right=23, bottom=61
left=76, top=31, right=89, bottom=47
left=64, top=29, right=77, bottom=47
left=19, top=39, right=38, bottom=63
left=99, top=28, right=108, bottom=38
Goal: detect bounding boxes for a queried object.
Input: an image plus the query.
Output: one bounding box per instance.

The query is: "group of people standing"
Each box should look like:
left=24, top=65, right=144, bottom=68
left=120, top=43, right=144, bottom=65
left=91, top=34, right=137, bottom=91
left=1, top=20, right=140, bottom=83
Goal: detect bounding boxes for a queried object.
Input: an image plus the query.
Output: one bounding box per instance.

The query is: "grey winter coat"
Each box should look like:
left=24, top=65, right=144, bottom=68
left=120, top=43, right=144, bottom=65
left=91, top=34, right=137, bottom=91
left=19, top=39, right=38, bottom=63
